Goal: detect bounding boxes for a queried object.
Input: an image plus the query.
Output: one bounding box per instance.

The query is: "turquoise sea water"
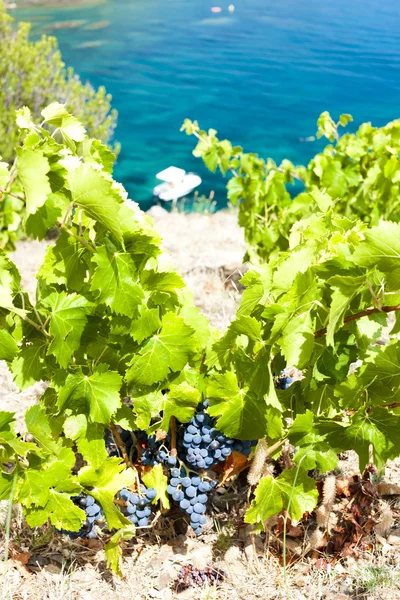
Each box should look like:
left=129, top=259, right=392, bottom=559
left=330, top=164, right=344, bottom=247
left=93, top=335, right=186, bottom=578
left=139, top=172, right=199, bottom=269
left=14, top=0, right=400, bottom=209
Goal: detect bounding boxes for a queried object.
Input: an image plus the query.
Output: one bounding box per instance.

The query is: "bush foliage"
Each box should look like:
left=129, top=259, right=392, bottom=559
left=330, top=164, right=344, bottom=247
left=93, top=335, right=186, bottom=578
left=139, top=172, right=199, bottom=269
left=183, top=112, right=400, bottom=263
left=0, top=1, right=117, bottom=162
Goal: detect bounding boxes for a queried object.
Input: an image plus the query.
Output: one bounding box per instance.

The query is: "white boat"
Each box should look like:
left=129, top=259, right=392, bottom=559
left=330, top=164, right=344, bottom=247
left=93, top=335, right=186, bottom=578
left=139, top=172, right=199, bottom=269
left=153, top=166, right=202, bottom=201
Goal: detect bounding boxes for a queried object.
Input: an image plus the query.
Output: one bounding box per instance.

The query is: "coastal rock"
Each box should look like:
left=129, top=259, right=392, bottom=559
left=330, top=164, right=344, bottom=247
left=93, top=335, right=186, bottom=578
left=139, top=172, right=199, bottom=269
left=147, top=205, right=169, bottom=218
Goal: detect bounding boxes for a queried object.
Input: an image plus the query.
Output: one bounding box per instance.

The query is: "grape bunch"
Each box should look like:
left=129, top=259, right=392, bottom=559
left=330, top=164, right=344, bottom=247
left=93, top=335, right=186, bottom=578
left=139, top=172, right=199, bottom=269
left=118, top=486, right=157, bottom=527
left=178, top=401, right=255, bottom=470
left=231, top=439, right=257, bottom=456
left=275, top=371, right=293, bottom=390
left=60, top=494, right=103, bottom=539
left=139, top=432, right=177, bottom=467
left=174, top=562, right=225, bottom=592
left=167, top=468, right=215, bottom=535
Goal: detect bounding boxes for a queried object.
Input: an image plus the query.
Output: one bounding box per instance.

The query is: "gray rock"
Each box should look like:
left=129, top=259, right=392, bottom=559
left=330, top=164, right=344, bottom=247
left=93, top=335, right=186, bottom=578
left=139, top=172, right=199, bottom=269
left=388, top=528, right=400, bottom=545
left=146, top=205, right=169, bottom=219
left=149, top=545, right=173, bottom=571
left=154, top=565, right=178, bottom=591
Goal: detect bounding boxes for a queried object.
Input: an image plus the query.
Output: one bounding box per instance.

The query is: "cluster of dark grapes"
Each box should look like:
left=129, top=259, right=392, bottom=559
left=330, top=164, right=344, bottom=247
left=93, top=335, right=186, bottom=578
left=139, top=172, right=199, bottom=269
left=139, top=432, right=177, bottom=467
left=174, top=562, right=225, bottom=592
left=118, top=486, right=157, bottom=527
left=167, top=467, right=216, bottom=535
left=60, top=494, right=103, bottom=539
left=275, top=371, right=293, bottom=390
left=231, top=439, right=257, bottom=456
left=178, top=401, right=255, bottom=470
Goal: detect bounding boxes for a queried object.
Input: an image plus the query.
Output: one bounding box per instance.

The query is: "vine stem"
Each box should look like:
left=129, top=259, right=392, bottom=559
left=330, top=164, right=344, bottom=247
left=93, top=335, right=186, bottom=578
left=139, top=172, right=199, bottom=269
left=61, top=202, right=74, bottom=227
left=4, top=471, right=18, bottom=564
left=282, top=454, right=306, bottom=600
left=276, top=166, right=302, bottom=182
left=0, top=188, right=25, bottom=202
left=59, top=224, right=96, bottom=253
left=11, top=303, right=49, bottom=336
left=314, top=304, right=400, bottom=338
left=109, top=422, right=131, bottom=468
left=170, top=416, right=177, bottom=457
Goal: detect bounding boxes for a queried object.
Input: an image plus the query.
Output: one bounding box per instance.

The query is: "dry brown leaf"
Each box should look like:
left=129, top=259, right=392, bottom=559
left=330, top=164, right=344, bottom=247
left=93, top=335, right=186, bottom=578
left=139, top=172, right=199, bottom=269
left=155, top=429, right=168, bottom=442
left=336, top=478, right=352, bottom=497
left=377, top=482, right=400, bottom=496
left=82, top=538, right=103, bottom=550
left=336, top=476, right=359, bottom=497
left=287, top=525, right=303, bottom=538
left=218, top=450, right=249, bottom=484
left=12, top=552, right=31, bottom=566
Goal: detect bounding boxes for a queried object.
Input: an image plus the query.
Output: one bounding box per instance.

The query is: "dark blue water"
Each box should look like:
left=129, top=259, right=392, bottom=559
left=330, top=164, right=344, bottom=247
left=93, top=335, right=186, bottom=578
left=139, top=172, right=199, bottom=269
left=14, top=0, right=400, bottom=209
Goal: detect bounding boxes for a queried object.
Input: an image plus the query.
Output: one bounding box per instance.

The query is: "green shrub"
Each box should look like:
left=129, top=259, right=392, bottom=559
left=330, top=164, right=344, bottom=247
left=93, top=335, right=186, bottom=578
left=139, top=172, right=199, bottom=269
left=0, top=1, right=118, bottom=162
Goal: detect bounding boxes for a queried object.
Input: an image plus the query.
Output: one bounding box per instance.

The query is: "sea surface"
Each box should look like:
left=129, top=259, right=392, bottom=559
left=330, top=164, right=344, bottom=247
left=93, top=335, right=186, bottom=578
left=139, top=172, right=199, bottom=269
left=14, top=0, right=400, bottom=210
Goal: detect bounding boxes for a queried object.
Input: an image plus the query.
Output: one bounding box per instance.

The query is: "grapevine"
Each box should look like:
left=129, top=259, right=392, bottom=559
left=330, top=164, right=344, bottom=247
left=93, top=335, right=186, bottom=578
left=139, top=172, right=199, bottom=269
left=182, top=112, right=400, bottom=263
left=1, top=105, right=400, bottom=575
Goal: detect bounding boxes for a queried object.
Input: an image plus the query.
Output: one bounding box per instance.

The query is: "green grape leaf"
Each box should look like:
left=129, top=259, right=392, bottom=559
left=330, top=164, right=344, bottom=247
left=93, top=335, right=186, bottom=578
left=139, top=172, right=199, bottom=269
left=16, top=106, right=33, bottom=129
left=58, top=366, right=122, bottom=425
left=0, top=160, right=10, bottom=188
left=293, top=445, right=338, bottom=473
left=132, top=391, right=164, bottom=430
left=245, top=469, right=318, bottom=526
left=0, top=329, right=18, bottom=362
left=11, top=338, right=48, bottom=390
left=40, top=233, right=88, bottom=291
left=141, top=269, right=185, bottom=293
left=355, top=342, right=400, bottom=400
left=339, top=113, right=353, bottom=127
left=113, top=405, right=137, bottom=432
left=90, top=246, right=144, bottom=317
left=76, top=423, right=108, bottom=469
left=16, top=148, right=51, bottom=215
left=278, top=312, right=314, bottom=368
left=25, top=491, right=85, bottom=531
left=25, top=193, right=68, bottom=241
left=326, top=275, right=366, bottom=346
left=19, top=458, right=77, bottom=507
left=158, top=382, right=200, bottom=432
left=126, top=313, right=195, bottom=386
left=230, top=315, right=262, bottom=341
left=320, top=407, right=400, bottom=470
left=310, top=188, right=334, bottom=212
left=179, top=300, right=211, bottom=349
left=237, top=268, right=270, bottom=317
left=25, top=405, right=67, bottom=457
left=0, top=472, right=15, bottom=501
left=321, top=161, right=348, bottom=198
left=63, top=414, right=87, bottom=440
left=352, top=222, right=400, bottom=271
left=130, top=308, right=161, bottom=344
left=0, top=412, right=16, bottom=431
left=207, top=371, right=268, bottom=440
left=142, top=463, right=170, bottom=509
left=42, top=291, right=92, bottom=368
left=68, top=166, right=123, bottom=243
left=105, top=526, right=136, bottom=578
left=40, top=103, right=86, bottom=143
left=20, top=451, right=82, bottom=530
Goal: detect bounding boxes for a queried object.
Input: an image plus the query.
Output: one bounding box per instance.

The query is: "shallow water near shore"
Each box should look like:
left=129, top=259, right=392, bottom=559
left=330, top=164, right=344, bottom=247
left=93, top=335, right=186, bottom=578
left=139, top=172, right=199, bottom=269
left=14, top=0, right=400, bottom=210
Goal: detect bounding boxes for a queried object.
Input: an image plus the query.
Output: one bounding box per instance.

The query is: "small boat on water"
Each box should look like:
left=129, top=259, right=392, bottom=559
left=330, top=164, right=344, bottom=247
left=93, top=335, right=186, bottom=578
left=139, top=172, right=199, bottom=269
left=153, top=166, right=201, bottom=201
